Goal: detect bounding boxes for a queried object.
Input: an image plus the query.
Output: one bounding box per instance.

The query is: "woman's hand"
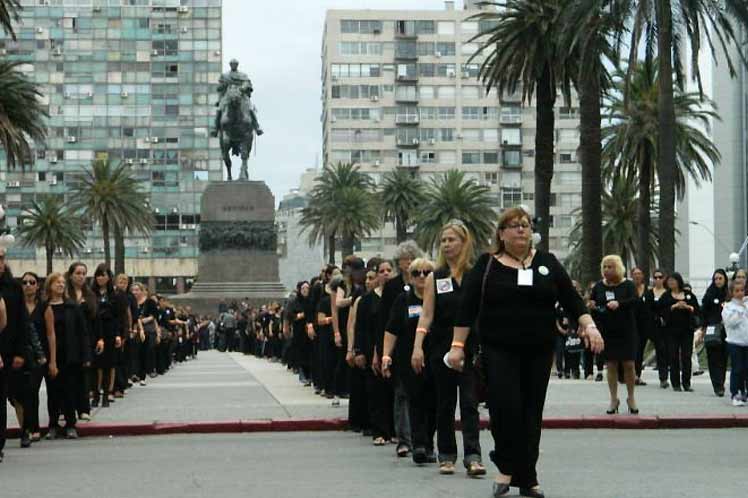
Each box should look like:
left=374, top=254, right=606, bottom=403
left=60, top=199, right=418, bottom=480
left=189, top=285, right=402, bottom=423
left=381, top=355, right=392, bottom=379
left=446, top=347, right=465, bottom=372
left=306, top=323, right=316, bottom=340
left=96, top=339, right=105, bottom=355
left=580, top=323, right=604, bottom=354
left=606, top=300, right=619, bottom=311
left=334, top=332, right=342, bottom=348
left=345, top=351, right=355, bottom=367
left=11, top=356, right=24, bottom=369
left=411, top=347, right=425, bottom=374
left=48, top=362, right=59, bottom=379
left=115, top=336, right=122, bottom=349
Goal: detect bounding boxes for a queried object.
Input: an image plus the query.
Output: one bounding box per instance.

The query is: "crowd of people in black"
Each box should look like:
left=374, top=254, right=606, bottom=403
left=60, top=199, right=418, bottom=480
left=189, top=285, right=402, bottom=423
left=0, top=250, right=205, bottom=463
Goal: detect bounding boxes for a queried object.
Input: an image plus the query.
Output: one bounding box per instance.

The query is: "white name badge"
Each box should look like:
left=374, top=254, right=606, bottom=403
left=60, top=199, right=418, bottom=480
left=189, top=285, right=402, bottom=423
left=706, top=326, right=716, bottom=336
left=408, top=305, right=422, bottom=318
left=518, top=269, right=534, bottom=286
left=436, top=278, right=454, bottom=294
left=605, top=291, right=616, bottom=301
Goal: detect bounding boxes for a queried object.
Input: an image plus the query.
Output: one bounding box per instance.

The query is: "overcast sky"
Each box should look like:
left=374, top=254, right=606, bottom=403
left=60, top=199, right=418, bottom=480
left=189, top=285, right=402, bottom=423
left=222, top=0, right=466, bottom=202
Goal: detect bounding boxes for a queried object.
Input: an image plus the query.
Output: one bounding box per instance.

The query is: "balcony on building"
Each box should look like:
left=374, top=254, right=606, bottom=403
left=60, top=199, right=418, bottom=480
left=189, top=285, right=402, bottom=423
left=395, top=114, right=420, bottom=125
left=500, top=89, right=522, bottom=103
left=499, top=107, right=523, bottom=125
left=397, top=150, right=420, bottom=169
left=395, top=20, right=418, bottom=39
left=395, top=134, right=421, bottom=149
left=395, top=85, right=419, bottom=104
left=395, top=40, right=418, bottom=61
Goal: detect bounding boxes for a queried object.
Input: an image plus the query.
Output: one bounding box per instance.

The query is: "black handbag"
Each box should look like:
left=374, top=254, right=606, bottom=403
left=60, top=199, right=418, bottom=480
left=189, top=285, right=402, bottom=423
left=703, top=323, right=724, bottom=346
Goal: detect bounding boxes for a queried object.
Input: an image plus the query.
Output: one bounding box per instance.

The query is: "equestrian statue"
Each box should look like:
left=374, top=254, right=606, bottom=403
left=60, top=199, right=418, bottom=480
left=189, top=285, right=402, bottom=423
left=213, top=59, right=264, bottom=181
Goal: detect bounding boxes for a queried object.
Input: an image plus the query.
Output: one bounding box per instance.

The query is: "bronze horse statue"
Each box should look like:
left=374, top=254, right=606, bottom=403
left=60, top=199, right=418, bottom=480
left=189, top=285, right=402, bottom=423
left=219, top=85, right=256, bottom=181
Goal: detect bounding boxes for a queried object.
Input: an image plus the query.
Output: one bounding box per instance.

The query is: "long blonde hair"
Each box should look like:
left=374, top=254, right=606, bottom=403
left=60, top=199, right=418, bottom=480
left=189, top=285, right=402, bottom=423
left=436, top=221, right=474, bottom=280
left=44, top=272, right=65, bottom=302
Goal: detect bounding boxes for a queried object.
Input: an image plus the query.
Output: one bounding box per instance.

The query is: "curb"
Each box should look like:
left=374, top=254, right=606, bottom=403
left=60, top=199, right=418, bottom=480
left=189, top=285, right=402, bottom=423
left=7, top=415, right=748, bottom=439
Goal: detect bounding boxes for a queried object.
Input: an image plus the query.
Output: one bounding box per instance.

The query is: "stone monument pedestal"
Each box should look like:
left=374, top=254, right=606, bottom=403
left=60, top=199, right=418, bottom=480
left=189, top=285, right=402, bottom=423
left=172, top=181, right=286, bottom=314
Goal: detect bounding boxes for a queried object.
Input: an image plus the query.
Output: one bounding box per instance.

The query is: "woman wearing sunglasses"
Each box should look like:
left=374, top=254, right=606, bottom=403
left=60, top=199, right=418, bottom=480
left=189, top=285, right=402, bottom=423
left=22, top=272, right=47, bottom=443
left=644, top=269, right=671, bottom=388
left=413, top=220, right=485, bottom=478
left=382, top=258, right=437, bottom=462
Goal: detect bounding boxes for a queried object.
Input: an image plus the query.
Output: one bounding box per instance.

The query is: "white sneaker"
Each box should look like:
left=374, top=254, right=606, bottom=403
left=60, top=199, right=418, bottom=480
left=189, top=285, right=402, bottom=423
left=732, top=397, right=745, bottom=407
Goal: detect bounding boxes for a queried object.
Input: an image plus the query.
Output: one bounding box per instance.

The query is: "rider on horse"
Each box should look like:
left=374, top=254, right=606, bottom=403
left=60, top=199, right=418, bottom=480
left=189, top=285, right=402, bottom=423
left=212, top=59, right=264, bottom=138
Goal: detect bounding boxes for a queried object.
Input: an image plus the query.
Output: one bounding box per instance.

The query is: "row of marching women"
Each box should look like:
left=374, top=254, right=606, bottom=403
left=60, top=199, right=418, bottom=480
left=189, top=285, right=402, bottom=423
left=285, top=208, right=605, bottom=498
left=0, top=250, right=201, bottom=464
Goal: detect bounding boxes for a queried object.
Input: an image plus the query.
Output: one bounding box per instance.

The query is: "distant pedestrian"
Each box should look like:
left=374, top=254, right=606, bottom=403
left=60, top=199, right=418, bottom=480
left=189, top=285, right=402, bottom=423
left=661, top=272, right=700, bottom=392
left=721, top=279, right=748, bottom=406
left=696, top=269, right=728, bottom=397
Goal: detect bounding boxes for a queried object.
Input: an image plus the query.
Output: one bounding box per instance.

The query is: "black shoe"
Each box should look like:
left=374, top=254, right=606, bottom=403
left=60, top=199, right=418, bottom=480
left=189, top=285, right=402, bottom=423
left=635, top=378, right=647, bottom=386
left=693, top=370, right=705, bottom=376
left=660, top=381, right=669, bottom=389
left=46, top=427, right=61, bottom=440
left=595, top=373, right=603, bottom=382
left=606, top=399, right=620, bottom=415
left=65, top=427, right=79, bottom=440
left=102, top=394, right=110, bottom=408
left=413, top=447, right=427, bottom=464
left=672, top=385, right=682, bottom=392
left=20, top=431, right=31, bottom=448
left=91, top=392, right=100, bottom=408
left=716, top=389, right=725, bottom=397
left=683, top=386, right=694, bottom=392
left=520, top=488, right=545, bottom=498
left=492, top=482, right=511, bottom=497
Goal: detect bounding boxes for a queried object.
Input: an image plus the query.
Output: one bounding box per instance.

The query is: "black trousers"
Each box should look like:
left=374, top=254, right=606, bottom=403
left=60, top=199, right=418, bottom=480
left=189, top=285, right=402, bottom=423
left=139, top=331, right=157, bottom=379
left=49, top=364, right=81, bottom=429
left=706, top=342, right=727, bottom=394
left=348, top=365, right=369, bottom=430
left=653, top=325, right=670, bottom=382
left=334, top=347, right=350, bottom=396
left=28, top=366, right=46, bottom=433
left=583, top=350, right=604, bottom=377
left=77, top=364, right=92, bottom=416
left=635, top=326, right=651, bottom=378
left=365, top=368, right=393, bottom=440
left=563, top=352, right=581, bottom=377
left=484, top=345, right=552, bottom=489
left=126, top=337, right=141, bottom=380
left=0, top=366, right=7, bottom=452
left=402, top=364, right=436, bottom=453
left=667, top=328, right=694, bottom=389
left=430, top=353, right=482, bottom=466
left=317, top=329, right=336, bottom=395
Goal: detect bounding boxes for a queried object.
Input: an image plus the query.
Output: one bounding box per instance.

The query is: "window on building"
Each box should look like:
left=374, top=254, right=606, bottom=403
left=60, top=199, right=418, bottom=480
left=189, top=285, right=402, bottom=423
left=436, top=42, right=456, bottom=56
left=502, top=150, right=522, bottom=168
left=483, top=151, right=499, bottom=164
left=501, top=187, right=522, bottom=208
left=501, top=128, right=522, bottom=146
left=462, top=151, right=481, bottom=164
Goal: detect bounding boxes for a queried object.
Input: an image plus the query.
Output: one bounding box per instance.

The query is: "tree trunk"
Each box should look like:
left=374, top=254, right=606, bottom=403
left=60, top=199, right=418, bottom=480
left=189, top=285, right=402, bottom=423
left=45, top=243, right=53, bottom=276
left=637, top=147, right=653, bottom=277
left=102, top=215, right=112, bottom=270
left=114, top=222, right=125, bottom=275
left=579, top=72, right=603, bottom=287
left=341, top=234, right=354, bottom=259
left=534, top=63, right=556, bottom=252
left=327, top=232, right=336, bottom=265
left=656, top=0, right=676, bottom=272
left=395, top=215, right=407, bottom=244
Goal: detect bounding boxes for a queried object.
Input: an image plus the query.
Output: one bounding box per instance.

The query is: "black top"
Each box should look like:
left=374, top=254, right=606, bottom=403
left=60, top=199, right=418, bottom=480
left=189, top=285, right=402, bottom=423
left=317, top=293, right=332, bottom=337
left=51, top=303, right=67, bottom=364
left=0, top=274, right=29, bottom=361
left=386, top=289, right=426, bottom=376
left=644, top=288, right=668, bottom=329
left=455, top=251, right=586, bottom=350
left=590, top=280, right=638, bottom=337
left=431, top=266, right=469, bottom=356
left=376, top=274, right=408, bottom=356
left=661, top=291, right=701, bottom=332
left=29, top=300, right=47, bottom=355
left=135, top=298, right=159, bottom=321
left=701, top=285, right=727, bottom=326
left=354, top=290, right=380, bottom=359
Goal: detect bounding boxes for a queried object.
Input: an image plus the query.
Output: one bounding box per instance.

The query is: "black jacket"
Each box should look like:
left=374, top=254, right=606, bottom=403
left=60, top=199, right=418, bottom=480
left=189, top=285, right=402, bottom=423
left=60, top=300, right=93, bottom=367
left=0, top=272, right=29, bottom=363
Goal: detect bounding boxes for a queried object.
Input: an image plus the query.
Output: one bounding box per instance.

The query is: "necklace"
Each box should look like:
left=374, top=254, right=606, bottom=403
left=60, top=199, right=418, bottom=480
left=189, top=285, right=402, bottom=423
left=502, top=249, right=531, bottom=270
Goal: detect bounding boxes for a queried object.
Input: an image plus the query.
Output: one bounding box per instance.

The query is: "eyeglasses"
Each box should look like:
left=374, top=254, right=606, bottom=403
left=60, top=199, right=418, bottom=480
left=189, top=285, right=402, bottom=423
left=22, top=280, right=37, bottom=286
left=504, top=223, right=531, bottom=231
left=410, top=269, right=432, bottom=278
left=653, top=275, right=664, bottom=280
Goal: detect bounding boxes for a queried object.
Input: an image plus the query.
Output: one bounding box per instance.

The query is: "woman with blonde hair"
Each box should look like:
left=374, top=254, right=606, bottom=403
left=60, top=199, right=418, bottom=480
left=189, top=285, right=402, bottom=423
left=413, top=220, right=484, bottom=477
left=589, top=255, right=639, bottom=414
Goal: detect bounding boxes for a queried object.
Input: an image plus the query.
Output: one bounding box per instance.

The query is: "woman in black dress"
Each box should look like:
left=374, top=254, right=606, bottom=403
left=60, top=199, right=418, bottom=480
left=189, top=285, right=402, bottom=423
left=661, top=272, right=701, bottom=391
left=132, top=282, right=159, bottom=385
left=65, top=262, right=96, bottom=420
left=290, top=281, right=312, bottom=385
left=22, top=272, right=47, bottom=442
left=91, top=264, right=127, bottom=407
left=590, top=255, right=639, bottom=414
left=645, top=269, right=671, bottom=388
left=696, top=269, right=728, bottom=397
left=44, top=272, right=91, bottom=440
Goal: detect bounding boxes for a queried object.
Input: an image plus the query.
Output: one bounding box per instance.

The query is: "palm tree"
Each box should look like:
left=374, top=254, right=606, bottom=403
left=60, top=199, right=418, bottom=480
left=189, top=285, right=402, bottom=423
left=299, top=162, right=381, bottom=261
left=17, top=195, right=86, bottom=274
left=624, top=0, right=748, bottom=272
left=469, top=0, right=573, bottom=251
left=414, top=169, right=497, bottom=254
left=0, top=0, right=21, bottom=39
left=71, top=160, right=153, bottom=271
left=566, top=173, right=660, bottom=279
left=561, top=0, right=624, bottom=285
left=602, top=60, right=721, bottom=276
left=379, top=169, right=425, bottom=243
left=0, top=61, right=48, bottom=170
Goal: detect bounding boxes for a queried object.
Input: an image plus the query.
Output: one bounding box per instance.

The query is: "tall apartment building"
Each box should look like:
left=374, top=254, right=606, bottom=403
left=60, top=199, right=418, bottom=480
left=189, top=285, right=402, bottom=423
left=321, top=1, right=583, bottom=259
left=0, top=0, right=222, bottom=293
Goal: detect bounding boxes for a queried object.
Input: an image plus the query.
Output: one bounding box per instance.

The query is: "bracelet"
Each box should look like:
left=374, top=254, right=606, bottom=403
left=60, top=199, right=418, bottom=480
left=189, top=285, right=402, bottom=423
left=416, top=327, right=428, bottom=335
left=451, top=341, right=465, bottom=349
